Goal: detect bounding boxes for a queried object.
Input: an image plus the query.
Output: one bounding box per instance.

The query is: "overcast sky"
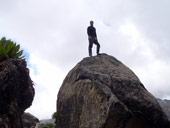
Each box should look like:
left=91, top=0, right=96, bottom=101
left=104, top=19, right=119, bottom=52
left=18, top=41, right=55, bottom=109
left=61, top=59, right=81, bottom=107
left=0, top=0, right=170, bottom=120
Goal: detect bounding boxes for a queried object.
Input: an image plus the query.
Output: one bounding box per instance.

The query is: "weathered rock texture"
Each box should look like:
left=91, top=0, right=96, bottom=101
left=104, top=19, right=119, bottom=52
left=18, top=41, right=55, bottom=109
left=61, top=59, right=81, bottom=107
left=0, top=59, right=35, bottom=128
left=22, top=112, right=39, bottom=128
left=56, top=54, right=170, bottom=128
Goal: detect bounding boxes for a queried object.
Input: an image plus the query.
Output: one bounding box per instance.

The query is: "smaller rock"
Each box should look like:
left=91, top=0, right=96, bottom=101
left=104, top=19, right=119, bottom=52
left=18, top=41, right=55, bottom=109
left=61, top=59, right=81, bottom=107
left=22, top=112, right=39, bottom=128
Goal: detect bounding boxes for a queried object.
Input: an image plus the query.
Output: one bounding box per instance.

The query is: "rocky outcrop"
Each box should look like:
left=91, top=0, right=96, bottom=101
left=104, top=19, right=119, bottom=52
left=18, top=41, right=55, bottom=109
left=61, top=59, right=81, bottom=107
left=56, top=54, right=170, bottom=128
left=22, top=113, right=39, bottom=128
left=157, top=99, right=170, bottom=120
left=0, top=59, right=35, bottom=128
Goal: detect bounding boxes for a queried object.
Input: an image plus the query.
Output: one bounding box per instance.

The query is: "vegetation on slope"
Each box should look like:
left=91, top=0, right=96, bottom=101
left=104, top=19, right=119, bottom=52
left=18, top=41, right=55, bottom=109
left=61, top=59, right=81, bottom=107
left=0, top=37, right=24, bottom=62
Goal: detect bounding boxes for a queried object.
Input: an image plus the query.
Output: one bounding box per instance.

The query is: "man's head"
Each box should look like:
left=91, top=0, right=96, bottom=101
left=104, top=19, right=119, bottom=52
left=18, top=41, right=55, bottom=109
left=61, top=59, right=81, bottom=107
left=90, top=21, right=94, bottom=26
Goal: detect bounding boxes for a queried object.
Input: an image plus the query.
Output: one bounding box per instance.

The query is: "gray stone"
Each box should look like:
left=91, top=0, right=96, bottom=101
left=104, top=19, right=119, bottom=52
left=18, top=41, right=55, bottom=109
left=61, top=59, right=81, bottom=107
left=56, top=54, right=170, bottom=128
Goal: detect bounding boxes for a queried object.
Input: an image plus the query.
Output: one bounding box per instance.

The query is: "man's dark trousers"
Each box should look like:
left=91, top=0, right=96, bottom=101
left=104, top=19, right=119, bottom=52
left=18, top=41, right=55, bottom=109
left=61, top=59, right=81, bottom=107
left=88, top=37, right=100, bottom=56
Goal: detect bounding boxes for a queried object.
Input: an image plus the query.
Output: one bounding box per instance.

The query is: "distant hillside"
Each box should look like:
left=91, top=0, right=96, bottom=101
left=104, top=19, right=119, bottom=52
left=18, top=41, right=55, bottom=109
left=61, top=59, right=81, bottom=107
left=157, top=99, right=170, bottom=120
left=40, top=119, right=55, bottom=124
left=35, top=119, right=55, bottom=128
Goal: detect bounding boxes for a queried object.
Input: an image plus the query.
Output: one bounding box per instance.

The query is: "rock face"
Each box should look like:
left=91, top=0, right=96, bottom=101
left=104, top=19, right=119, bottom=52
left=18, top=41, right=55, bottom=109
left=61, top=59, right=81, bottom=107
left=22, top=113, right=39, bottom=128
left=56, top=54, right=170, bottom=128
left=0, top=59, right=35, bottom=128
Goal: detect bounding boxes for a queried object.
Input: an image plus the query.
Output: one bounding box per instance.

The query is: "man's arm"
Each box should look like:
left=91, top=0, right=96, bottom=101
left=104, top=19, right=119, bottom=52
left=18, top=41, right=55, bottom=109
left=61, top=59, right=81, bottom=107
left=87, top=27, right=91, bottom=39
left=94, top=28, right=97, bottom=39
left=87, top=27, right=90, bottom=36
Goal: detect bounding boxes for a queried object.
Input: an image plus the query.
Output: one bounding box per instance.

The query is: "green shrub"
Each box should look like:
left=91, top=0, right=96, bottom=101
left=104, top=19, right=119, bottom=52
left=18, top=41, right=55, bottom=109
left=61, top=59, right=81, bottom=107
left=52, top=112, right=57, bottom=121
left=0, top=37, right=24, bottom=62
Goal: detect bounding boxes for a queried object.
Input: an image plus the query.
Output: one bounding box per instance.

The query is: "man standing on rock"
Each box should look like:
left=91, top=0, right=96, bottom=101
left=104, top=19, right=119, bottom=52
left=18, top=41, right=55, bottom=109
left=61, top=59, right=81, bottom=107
left=87, top=21, right=100, bottom=56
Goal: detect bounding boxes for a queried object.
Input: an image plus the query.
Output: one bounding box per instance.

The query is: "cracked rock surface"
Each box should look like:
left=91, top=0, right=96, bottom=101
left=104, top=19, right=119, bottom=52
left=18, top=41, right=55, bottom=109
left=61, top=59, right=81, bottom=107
left=56, top=54, right=170, bottom=128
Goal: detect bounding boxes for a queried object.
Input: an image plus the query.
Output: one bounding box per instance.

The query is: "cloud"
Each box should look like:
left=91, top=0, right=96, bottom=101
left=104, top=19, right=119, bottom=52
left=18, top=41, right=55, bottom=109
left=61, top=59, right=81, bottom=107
left=0, top=0, right=170, bottom=119
left=26, top=53, right=67, bottom=119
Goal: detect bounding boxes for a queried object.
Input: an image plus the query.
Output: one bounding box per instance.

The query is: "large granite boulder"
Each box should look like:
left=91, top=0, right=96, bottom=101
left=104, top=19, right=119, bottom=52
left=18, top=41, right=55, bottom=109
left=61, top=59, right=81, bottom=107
left=0, top=59, right=35, bottom=128
left=56, top=54, right=170, bottom=128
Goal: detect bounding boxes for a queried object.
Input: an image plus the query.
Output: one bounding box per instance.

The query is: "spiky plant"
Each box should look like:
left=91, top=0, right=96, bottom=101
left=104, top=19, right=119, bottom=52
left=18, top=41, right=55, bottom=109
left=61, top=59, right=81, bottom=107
left=0, top=37, right=24, bottom=62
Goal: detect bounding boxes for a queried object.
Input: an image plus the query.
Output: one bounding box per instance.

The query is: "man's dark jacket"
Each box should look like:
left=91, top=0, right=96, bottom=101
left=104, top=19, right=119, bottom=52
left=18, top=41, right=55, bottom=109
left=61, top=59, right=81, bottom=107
left=87, top=26, right=97, bottom=38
